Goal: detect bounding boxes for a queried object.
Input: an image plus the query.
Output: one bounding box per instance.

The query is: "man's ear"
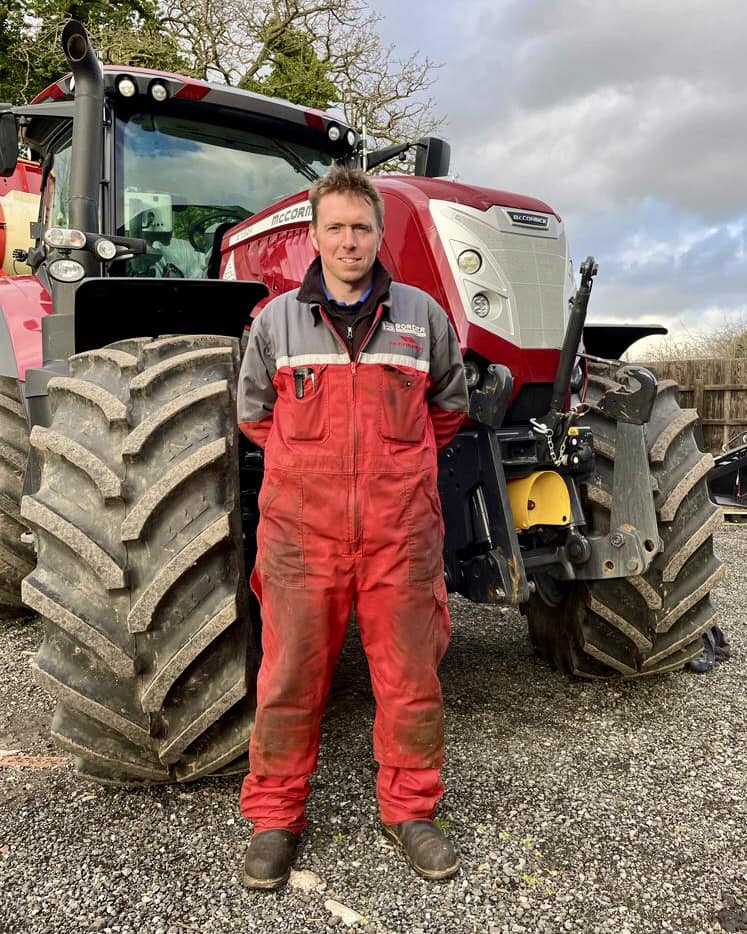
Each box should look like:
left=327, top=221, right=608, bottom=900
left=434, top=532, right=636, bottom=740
left=309, top=224, right=320, bottom=252
left=376, top=226, right=384, bottom=251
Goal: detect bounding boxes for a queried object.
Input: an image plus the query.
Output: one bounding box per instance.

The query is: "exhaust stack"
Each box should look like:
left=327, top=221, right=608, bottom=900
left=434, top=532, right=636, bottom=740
left=61, top=20, right=103, bottom=246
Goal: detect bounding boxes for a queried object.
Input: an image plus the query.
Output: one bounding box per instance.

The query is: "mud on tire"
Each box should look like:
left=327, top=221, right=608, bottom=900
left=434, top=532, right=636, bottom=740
left=0, top=376, right=35, bottom=616
left=524, top=362, right=724, bottom=679
left=21, top=336, right=257, bottom=783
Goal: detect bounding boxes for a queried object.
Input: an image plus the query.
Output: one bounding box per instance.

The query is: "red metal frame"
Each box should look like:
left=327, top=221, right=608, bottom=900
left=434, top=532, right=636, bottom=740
left=0, top=159, right=42, bottom=198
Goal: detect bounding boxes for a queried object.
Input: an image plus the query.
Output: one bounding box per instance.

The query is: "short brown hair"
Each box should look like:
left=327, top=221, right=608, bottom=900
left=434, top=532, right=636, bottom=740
left=309, top=166, right=385, bottom=232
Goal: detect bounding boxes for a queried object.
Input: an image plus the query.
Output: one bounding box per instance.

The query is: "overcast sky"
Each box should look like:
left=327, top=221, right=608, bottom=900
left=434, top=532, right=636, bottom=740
left=373, top=0, right=747, bottom=353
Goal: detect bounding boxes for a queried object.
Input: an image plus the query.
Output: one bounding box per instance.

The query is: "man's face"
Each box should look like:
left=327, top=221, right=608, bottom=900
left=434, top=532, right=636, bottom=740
left=310, top=191, right=382, bottom=294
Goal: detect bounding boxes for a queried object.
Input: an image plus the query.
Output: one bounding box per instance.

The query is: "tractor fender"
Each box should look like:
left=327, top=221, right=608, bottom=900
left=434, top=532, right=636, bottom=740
left=582, top=323, right=667, bottom=360
left=0, top=275, right=51, bottom=380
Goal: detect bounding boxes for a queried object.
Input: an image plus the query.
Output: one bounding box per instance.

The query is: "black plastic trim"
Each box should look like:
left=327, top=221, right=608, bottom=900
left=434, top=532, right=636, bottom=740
left=72, top=278, right=268, bottom=353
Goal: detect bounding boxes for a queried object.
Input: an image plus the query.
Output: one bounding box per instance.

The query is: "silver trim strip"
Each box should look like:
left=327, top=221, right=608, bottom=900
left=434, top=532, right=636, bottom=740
left=274, top=352, right=430, bottom=372
left=358, top=352, right=430, bottom=372
left=276, top=353, right=350, bottom=369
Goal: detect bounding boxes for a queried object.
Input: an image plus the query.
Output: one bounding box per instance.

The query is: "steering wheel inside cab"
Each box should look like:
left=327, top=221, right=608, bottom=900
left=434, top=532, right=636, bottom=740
left=188, top=208, right=252, bottom=252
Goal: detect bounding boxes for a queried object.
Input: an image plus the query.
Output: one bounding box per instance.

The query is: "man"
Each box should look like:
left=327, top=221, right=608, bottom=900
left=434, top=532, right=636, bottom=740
left=237, top=166, right=468, bottom=889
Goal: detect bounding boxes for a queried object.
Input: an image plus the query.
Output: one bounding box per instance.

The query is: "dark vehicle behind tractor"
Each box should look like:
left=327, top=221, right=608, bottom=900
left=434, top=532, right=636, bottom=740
left=0, top=22, right=723, bottom=784
left=709, top=431, right=747, bottom=521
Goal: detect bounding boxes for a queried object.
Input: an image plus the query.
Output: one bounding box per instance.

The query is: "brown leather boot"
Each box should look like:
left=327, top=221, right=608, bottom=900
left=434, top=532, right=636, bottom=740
left=242, top=829, right=299, bottom=890
left=383, top=820, right=460, bottom=880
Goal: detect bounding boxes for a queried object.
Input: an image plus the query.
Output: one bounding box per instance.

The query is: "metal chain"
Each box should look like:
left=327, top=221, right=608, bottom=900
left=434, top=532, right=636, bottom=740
left=530, top=405, right=588, bottom=467
left=530, top=418, right=564, bottom=467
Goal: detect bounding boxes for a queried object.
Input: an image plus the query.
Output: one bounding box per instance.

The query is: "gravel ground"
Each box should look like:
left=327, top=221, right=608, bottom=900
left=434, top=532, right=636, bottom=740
left=1, top=523, right=746, bottom=934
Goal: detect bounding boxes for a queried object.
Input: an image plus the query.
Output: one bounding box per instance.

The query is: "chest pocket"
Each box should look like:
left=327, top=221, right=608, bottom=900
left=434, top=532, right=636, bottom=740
left=281, top=364, right=329, bottom=442
left=379, top=365, right=426, bottom=444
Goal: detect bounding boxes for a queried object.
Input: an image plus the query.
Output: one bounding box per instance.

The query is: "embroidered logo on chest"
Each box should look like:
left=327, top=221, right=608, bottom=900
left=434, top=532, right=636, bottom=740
left=382, top=321, right=427, bottom=338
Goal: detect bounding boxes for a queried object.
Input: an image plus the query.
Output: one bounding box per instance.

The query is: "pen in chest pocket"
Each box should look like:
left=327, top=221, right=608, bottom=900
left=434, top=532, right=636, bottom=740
left=293, top=367, right=316, bottom=398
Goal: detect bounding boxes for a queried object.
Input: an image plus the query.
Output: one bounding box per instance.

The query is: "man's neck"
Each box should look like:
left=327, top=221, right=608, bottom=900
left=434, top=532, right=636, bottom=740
left=321, top=270, right=374, bottom=306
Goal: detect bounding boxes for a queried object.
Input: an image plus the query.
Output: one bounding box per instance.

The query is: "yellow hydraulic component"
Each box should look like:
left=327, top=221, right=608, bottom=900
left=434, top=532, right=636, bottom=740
left=0, top=190, right=40, bottom=275
left=507, top=470, right=571, bottom=530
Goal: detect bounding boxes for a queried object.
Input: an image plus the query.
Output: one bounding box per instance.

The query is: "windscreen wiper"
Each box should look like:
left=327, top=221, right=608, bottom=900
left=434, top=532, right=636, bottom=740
left=272, top=138, right=320, bottom=183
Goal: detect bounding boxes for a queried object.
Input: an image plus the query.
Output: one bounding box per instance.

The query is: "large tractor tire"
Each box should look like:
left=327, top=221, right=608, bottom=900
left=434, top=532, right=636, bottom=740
left=21, top=335, right=257, bottom=783
left=0, top=376, right=35, bottom=616
left=524, top=362, right=724, bottom=679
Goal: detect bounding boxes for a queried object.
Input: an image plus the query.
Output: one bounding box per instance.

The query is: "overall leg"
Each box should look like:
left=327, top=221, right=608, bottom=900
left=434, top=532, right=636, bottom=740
left=354, top=576, right=451, bottom=824
left=240, top=567, right=354, bottom=832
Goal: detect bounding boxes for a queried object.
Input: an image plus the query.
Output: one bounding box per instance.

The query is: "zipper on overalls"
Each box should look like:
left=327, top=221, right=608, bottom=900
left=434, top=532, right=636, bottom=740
left=350, top=308, right=383, bottom=544
left=317, top=304, right=383, bottom=546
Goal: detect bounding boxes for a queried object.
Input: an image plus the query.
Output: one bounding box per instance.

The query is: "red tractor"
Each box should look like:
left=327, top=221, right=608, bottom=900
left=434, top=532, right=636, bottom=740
left=0, top=22, right=721, bottom=784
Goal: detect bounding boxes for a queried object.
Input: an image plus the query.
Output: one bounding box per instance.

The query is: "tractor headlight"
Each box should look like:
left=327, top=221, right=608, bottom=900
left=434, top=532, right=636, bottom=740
left=463, top=360, right=481, bottom=389
left=94, top=238, right=117, bottom=261
left=346, top=130, right=356, bottom=147
left=149, top=80, right=168, bottom=102
left=44, top=227, right=86, bottom=249
left=327, top=124, right=341, bottom=141
left=471, top=293, right=490, bottom=318
left=458, top=249, right=482, bottom=275
left=116, top=75, right=137, bottom=98
left=48, top=258, right=86, bottom=282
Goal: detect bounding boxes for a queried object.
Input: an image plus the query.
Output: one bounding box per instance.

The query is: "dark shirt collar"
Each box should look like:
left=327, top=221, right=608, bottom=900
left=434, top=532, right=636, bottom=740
left=298, top=256, right=392, bottom=318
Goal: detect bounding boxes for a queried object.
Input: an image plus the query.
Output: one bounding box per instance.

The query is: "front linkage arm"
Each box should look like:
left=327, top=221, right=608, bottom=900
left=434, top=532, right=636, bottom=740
left=530, top=255, right=662, bottom=582
left=572, top=365, right=661, bottom=579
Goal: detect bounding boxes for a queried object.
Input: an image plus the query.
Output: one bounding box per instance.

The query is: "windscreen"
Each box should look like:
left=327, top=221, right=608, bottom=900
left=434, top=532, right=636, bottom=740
left=117, top=111, right=332, bottom=279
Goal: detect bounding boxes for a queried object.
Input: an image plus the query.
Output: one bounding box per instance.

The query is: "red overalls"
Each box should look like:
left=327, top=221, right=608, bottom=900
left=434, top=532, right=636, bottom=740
left=237, top=286, right=466, bottom=832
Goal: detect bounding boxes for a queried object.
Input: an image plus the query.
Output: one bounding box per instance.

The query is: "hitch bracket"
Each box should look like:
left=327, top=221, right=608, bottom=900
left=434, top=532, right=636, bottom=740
left=574, top=367, right=661, bottom=579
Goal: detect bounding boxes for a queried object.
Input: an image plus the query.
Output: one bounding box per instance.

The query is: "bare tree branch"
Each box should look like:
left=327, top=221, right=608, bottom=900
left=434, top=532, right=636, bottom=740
left=157, top=0, right=443, bottom=151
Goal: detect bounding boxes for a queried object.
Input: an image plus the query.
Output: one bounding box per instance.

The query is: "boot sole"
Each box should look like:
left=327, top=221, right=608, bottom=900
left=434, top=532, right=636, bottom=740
left=241, top=868, right=291, bottom=891
left=382, top=825, right=460, bottom=881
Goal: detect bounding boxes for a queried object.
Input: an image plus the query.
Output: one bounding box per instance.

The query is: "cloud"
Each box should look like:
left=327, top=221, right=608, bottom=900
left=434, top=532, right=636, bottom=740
left=613, top=216, right=745, bottom=280
left=433, top=0, right=747, bottom=221
left=499, top=1, right=745, bottom=107
left=374, top=0, right=747, bottom=335
left=584, top=211, right=746, bottom=334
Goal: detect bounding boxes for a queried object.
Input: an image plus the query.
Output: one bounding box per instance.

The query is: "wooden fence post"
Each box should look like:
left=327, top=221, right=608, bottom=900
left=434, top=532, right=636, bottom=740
left=724, top=360, right=733, bottom=450
left=694, top=379, right=705, bottom=419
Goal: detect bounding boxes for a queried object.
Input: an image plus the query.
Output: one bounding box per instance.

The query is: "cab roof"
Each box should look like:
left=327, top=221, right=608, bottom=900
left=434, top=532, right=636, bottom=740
left=30, top=65, right=355, bottom=142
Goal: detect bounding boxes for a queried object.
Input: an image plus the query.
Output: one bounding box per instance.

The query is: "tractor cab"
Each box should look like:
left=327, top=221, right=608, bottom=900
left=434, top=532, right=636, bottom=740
left=14, top=65, right=356, bottom=286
